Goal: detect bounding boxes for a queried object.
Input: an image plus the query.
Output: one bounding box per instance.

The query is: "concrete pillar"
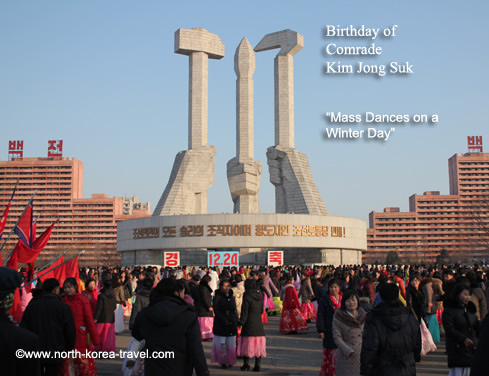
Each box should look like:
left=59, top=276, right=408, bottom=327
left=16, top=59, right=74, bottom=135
left=154, top=28, right=223, bottom=216
left=255, top=30, right=329, bottom=216
left=235, top=37, right=255, bottom=161
left=255, top=29, right=303, bottom=148
left=227, top=37, right=262, bottom=214
left=175, top=28, right=225, bottom=150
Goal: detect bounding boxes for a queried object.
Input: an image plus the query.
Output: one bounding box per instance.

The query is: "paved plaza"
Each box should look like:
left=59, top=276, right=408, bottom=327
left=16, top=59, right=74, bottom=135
left=98, top=315, right=448, bottom=376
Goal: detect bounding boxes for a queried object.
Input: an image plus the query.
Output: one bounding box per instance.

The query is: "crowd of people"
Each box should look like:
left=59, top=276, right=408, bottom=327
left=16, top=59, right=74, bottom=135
left=2, top=262, right=489, bottom=376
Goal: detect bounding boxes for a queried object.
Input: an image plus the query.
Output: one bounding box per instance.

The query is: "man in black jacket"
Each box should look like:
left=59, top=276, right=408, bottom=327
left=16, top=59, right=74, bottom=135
left=0, top=267, right=41, bottom=376
left=132, top=278, right=209, bottom=376
left=21, top=278, right=76, bottom=376
left=360, top=283, right=421, bottom=376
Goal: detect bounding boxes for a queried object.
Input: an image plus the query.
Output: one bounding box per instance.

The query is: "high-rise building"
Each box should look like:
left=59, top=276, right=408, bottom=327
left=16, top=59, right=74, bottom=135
left=367, top=152, right=489, bottom=263
left=0, top=157, right=150, bottom=266
left=117, top=196, right=152, bottom=216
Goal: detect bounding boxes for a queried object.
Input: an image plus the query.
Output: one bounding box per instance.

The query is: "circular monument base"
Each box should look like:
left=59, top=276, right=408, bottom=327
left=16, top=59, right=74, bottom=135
left=117, top=213, right=366, bottom=266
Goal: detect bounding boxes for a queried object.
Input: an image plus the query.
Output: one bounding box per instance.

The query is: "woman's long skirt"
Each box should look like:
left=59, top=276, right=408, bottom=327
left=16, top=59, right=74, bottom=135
left=94, top=323, right=116, bottom=353
left=269, top=297, right=283, bottom=314
left=123, top=299, right=132, bottom=317
left=319, top=348, right=337, bottom=376
left=115, top=304, right=125, bottom=334
left=264, top=295, right=275, bottom=310
left=60, top=347, right=97, bottom=376
left=426, top=313, right=440, bottom=344
left=279, top=308, right=308, bottom=333
left=211, top=335, right=237, bottom=365
left=301, top=302, right=317, bottom=320
left=448, top=368, right=471, bottom=376
left=237, top=336, right=267, bottom=358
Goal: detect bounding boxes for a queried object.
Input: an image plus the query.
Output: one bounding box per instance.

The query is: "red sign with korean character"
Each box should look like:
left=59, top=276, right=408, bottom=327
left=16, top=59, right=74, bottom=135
left=267, top=251, right=284, bottom=266
left=164, top=252, right=180, bottom=267
left=467, top=136, right=483, bottom=152
left=48, top=140, right=63, bottom=157
left=8, top=140, right=24, bottom=160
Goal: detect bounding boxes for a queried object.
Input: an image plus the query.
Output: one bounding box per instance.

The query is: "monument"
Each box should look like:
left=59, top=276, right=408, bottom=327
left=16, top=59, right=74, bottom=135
left=153, top=28, right=224, bottom=216
left=255, top=30, right=329, bottom=215
left=118, top=28, right=366, bottom=266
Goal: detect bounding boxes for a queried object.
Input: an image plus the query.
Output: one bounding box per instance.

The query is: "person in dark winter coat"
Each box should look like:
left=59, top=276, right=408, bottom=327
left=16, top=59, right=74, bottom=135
left=1, top=267, right=40, bottom=376
left=131, top=278, right=209, bottom=376
left=93, top=280, right=117, bottom=352
left=471, top=313, right=489, bottom=376
left=317, top=278, right=343, bottom=376
left=195, top=275, right=214, bottom=340
left=405, top=275, right=425, bottom=323
left=20, top=278, right=76, bottom=376
left=270, top=270, right=281, bottom=295
left=359, top=275, right=376, bottom=305
left=94, top=281, right=117, bottom=323
left=121, top=271, right=133, bottom=302
left=360, top=283, right=421, bottom=376
left=238, top=278, right=266, bottom=372
left=211, top=280, right=238, bottom=368
left=442, top=283, right=481, bottom=374
left=129, top=276, right=153, bottom=330
left=299, top=275, right=316, bottom=321
left=466, top=271, right=487, bottom=320
left=189, top=274, right=201, bottom=302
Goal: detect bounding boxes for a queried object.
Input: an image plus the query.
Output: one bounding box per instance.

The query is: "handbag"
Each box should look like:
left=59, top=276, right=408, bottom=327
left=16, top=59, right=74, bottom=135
left=420, top=319, right=437, bottom=356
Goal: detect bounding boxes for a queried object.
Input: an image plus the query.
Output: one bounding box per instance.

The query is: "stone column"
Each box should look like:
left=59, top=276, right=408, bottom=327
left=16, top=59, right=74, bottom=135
left=255, top=30, right=329, bottom=215
left=227, top=37, right=262, bottom=214
left=255, top=29, right=303, bottom=148
left=154, top=28, right=224, bottom=216
left=175, top=27, right=225, bottom=149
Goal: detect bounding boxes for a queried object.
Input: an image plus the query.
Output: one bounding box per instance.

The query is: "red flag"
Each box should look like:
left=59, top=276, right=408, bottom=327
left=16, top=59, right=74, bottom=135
left=62, top=256, right=80, bottom=292
left=39, top=256, right=65, bottom=282
left=7, top=222, right=56, bottom=274
left=40, top=255, right=80, bottom=292
left=14, top=202, right=33, bottom=247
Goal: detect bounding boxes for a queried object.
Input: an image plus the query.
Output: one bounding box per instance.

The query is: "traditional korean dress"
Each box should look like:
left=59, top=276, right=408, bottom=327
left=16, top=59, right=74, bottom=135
left=279, top=283, right=308, bottom=333
left=61, top=293, right=100, bottom=376
left=299, top=277, right=317, bottom=321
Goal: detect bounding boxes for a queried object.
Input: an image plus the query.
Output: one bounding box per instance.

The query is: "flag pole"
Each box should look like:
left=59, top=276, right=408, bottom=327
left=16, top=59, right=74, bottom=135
left=2, top=190, right=39, bottom=264
left=21, top=250, right=84, bottom=288
left=36, top=249, right=68, bottom=275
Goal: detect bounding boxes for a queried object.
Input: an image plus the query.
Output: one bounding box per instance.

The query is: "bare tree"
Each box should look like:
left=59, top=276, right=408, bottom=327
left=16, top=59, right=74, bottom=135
left=459, top=194, right=489, bottom=262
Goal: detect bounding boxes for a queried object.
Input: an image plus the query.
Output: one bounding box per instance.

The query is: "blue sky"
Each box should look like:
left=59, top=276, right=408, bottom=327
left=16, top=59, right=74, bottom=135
left=1, top=1, right=488, bottom=224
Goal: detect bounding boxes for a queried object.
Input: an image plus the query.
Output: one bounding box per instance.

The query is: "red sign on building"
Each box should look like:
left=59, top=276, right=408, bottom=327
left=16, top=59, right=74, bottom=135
left=8, top=140, right=24, bottom=161
left=48, top=140, right=63, bottom=157
left=164, top=252, right=180, bottom=267
left=467, top=136, right=483, bottom=153
left=267, top=251, right=284, bottom=266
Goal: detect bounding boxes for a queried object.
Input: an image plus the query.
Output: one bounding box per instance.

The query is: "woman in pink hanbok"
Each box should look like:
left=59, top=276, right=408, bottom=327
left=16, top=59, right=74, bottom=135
left=299, top=274, right=317, bottom=322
